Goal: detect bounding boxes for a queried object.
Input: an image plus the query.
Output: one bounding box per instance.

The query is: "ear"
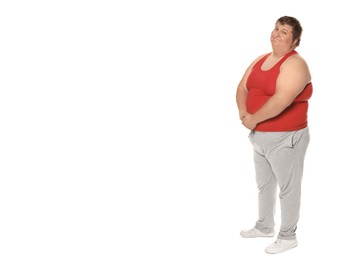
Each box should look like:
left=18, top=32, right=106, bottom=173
left=292, top=39, right=298, bottom=47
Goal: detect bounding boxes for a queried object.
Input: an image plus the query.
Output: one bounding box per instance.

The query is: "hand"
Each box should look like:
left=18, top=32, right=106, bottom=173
left=239, top=110, right=248, bottom=121
left=241, top=113, right=257, bottom=130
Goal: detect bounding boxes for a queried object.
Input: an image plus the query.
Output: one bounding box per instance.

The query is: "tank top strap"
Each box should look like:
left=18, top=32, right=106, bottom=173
left=276, top=50, right=298, bottom=67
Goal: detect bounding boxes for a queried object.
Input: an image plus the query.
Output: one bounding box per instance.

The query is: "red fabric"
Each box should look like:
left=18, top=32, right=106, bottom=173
left=246, top=50, right=312, bottom=131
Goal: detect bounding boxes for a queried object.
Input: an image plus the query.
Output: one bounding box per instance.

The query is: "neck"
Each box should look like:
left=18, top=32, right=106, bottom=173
left=272, top=48, right=295, bottom=58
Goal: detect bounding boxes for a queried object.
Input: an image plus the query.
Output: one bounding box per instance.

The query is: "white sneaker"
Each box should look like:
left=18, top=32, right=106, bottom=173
left=240, top=227, right=275, bottom=238
left=265, top=239, right=298, bottom=254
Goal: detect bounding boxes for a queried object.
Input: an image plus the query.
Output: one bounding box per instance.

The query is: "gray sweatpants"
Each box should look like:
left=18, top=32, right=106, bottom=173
left=249, top=127, right=310, bottom=240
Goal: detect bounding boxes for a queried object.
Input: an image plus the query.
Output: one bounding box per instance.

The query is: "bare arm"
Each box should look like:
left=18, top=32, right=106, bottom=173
left=236, top=71, right=249, bottom=120
left=242, top=55, right=311, bottom=129
left=236, top=55, right=265, bottom=120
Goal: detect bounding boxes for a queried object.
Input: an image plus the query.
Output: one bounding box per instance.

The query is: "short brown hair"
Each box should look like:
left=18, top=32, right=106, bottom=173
left=277, top=16, right=303, bottom=47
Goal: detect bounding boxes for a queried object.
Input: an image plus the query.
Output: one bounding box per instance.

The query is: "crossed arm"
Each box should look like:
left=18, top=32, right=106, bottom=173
left=236, top=55, right=311, bottom=130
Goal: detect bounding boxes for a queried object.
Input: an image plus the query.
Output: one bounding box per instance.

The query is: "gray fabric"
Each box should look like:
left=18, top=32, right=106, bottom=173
left=249, top=127, right=310, bottom=240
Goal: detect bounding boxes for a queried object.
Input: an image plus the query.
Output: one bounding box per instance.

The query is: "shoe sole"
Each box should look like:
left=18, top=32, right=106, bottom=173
left=240, top=232, right=275, bottom=238
left=265, top=242, right=298, bottom=254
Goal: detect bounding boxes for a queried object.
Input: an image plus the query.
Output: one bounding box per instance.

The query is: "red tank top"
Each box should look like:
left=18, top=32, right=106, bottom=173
left=246, top=50, right=313, bottom=131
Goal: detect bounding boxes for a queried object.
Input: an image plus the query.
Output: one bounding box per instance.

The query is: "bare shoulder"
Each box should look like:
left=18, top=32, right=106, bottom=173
left=252, top=54, right=267, bottom=65
left=283, top=53, right=310, bottom=69
left=281, top=53, right=311, bottom=82
left=238, top=54, right=268, bottom=92
left=246, top=54, right=267, bottom=71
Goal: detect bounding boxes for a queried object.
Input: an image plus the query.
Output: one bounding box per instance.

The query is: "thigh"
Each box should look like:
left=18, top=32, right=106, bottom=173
left=253, top=150, right=276, bottom=188
left=268, top=128, right=310, bottom=185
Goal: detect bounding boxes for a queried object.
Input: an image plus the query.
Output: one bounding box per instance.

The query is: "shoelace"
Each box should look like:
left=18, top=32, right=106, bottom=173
left=274, top=239, right=283, bottom=245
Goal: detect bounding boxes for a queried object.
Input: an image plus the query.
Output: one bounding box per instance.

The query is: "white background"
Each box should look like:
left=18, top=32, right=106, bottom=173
left=1, top=0, right=351, bottom=259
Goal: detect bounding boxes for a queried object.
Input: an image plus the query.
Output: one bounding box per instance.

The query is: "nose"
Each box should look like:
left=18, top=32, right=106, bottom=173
left=272, top=32, right=282, bottom=40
